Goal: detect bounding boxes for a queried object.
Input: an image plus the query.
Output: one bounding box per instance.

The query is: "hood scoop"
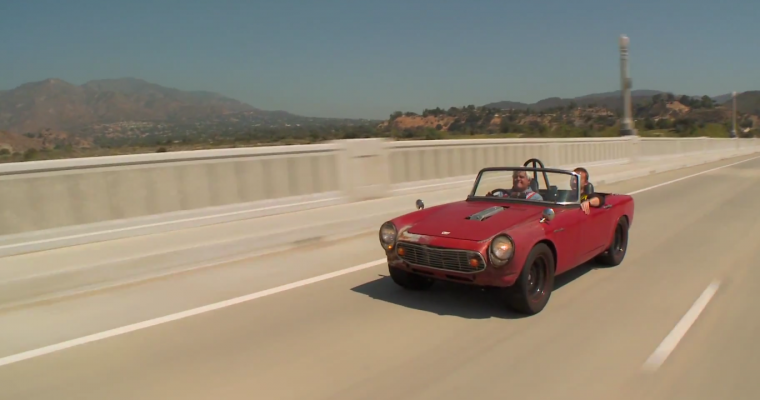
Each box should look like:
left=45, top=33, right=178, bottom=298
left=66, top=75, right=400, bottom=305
left=466, top=206, right=507, bottom=221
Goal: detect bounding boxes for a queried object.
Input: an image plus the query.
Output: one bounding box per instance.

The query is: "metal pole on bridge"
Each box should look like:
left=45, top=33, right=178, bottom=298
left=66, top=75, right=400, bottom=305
left=730, top=91, right=737, bottom=138
left=619, top=35, right=637, bottom=136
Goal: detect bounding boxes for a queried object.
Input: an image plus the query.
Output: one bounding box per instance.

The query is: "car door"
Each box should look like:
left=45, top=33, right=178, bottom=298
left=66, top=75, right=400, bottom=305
left=580, top=202, right=615, bottom=261
left=542, top=207, right=588, bottom=274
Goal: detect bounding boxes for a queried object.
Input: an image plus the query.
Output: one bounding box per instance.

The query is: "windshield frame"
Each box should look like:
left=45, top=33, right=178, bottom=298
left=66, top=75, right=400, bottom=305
left=466, top=166, right=583, bottom=206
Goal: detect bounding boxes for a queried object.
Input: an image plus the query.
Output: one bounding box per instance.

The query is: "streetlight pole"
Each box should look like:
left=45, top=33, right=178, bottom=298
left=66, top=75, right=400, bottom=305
left=619, top=35, right=636, bottom=136
left=731, top=91, right=737, bottom=138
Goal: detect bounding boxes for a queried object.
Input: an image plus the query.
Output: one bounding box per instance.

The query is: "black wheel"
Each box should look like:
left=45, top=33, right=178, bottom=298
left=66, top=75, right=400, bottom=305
left=595, top=217, right=629, bottom=266
left=389, top=266, right=435, bottom=291
left=504, top=243, right=555, bottom=315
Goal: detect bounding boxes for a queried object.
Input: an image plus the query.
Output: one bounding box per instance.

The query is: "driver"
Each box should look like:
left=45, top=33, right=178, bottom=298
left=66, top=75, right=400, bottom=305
left=487, top=170, right=543, bottom=201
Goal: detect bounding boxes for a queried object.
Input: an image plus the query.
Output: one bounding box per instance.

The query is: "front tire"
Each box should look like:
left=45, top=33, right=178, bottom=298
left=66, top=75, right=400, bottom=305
left=504, top=243, right=555, bottom=315
left=389, top=266, right=435, bottom=291
left=595, top=217, right=629, bottom=266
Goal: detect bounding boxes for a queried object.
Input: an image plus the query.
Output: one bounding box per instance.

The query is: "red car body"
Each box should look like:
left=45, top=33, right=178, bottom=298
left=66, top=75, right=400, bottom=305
left=379, top=163, right=634, bottom=314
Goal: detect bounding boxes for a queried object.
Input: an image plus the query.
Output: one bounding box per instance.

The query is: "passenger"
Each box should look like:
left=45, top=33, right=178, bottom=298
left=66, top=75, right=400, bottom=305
left=487, top=170, right=543, bottom=201
left=572, top=167, right=603, bottom=214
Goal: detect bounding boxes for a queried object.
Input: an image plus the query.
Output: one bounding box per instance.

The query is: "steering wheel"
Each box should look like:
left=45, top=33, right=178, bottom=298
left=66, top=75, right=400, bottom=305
left=487, top=188, right=535, bottom=199
left=487, top=188, right=511, bottom=197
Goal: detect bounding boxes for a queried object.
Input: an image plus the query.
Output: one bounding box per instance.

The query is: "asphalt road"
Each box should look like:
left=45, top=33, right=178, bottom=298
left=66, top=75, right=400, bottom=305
left=1, top=154, right=759, bottom=400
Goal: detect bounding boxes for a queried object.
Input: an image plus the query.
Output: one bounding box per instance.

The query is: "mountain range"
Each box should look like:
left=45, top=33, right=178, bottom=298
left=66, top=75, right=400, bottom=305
left=482, top=90, right=736, bottom=112
left=0, top=78, right=375, bottom=136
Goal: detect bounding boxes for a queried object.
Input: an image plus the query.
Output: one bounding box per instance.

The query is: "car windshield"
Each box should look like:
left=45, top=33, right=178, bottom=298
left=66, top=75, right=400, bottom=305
left=469, top=167, right=582, bottom=205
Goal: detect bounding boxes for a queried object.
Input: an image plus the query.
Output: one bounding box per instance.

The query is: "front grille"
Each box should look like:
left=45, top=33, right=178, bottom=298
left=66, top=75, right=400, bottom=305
left=396, top=242, right=486, bottom=273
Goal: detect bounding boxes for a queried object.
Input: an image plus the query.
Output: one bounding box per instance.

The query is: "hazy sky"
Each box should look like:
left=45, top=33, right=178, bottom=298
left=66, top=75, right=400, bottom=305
left=1, top=0, right=757, bottom=119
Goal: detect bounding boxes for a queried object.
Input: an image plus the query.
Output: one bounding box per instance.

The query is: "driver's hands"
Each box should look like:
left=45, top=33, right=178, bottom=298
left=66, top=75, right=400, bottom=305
left=580, top=200, right=590, bottom=215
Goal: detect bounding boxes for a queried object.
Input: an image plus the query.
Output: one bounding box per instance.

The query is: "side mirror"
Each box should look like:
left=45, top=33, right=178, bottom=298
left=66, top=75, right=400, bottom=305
left=415, top=199, right=425, bottom=210
left=540, top=208, right=555, bottom=223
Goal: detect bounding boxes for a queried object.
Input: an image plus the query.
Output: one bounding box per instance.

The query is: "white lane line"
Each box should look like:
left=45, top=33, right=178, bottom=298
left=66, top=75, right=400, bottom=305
left=0, top=259, right=386, bottom=368
left=627, top=155, right=760, bottom=195
left=0, top=154, right=756, bottom=368
left=642, top=280, right=721, bottom=372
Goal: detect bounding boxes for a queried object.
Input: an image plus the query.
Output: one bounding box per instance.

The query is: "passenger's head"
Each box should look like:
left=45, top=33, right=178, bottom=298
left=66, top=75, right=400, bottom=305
left=573, top=167, right=589, bottom=186
left=512, top=170, right=532, bottom=191
left=572, top=167, right=589, bottom=193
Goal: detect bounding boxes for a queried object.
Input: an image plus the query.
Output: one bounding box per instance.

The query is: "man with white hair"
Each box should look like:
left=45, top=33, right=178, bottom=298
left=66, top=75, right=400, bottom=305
left=487, top=170, right=544, bottom=201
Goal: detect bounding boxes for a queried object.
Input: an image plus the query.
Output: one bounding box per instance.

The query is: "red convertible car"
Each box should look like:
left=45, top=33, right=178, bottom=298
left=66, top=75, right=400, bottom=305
left=379, top=158, right=634, bottom=315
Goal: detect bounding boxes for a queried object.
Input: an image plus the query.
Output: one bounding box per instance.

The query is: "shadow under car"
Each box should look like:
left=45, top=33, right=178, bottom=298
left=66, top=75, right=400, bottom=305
left=350, top=261, right=603, bottom=319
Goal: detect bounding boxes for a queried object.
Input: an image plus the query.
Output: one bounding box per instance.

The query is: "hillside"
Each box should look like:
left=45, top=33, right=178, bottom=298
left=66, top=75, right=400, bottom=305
left=0, top=78, right=376, bottom=135
left=0, top=131, right=42, bottom=153
left=0, top=78, right=380, bottom=152
left=0, top=78, right=263, bottom=134
left=380, top=91, right=760, bottom=139
left=482, top=90, right=738, bottom=113
left=734, top=91, right=760, bottom=115
left=482, top=90, right=666, bottom=111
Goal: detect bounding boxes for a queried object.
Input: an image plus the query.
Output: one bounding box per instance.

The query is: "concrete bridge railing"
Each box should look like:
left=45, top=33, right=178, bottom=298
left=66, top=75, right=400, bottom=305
left=1, top=136, right=758, bottom=255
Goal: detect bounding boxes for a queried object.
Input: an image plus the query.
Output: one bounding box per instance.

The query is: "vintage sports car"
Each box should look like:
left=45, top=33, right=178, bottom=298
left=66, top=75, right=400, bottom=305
left=378, top=158, right=634, bottom=315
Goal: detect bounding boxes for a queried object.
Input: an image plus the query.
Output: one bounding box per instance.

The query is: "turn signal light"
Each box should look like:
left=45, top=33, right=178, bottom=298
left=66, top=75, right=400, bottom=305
left=397, top=247, right=405, bottom=256
left=469, top=258, right=480, bottom=268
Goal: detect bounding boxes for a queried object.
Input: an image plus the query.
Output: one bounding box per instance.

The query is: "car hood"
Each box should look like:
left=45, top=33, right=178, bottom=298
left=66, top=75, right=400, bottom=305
left=405, top=201, right=544, bottom=242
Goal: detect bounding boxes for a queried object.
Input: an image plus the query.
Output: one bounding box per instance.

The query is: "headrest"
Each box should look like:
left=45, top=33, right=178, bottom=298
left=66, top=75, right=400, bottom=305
left=584, top=182, right=595, bottom=194
left=530, top=178, right=539, bottom=192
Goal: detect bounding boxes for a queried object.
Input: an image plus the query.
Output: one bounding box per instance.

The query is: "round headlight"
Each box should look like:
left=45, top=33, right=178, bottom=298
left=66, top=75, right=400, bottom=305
left=379, top=222, right=397, bottom=249
left=490, top=235, right=515, bottom=266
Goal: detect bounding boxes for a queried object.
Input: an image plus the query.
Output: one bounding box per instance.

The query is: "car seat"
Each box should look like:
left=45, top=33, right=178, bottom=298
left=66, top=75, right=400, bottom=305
left=547, top=185, right=559, bottom=200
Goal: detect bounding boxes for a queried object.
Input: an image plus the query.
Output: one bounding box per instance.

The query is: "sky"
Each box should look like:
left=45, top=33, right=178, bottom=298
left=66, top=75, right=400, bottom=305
left=1, top=0, right=758, bottom=120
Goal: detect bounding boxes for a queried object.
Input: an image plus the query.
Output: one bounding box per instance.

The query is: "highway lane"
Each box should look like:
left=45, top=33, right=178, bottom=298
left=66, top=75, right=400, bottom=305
left=1, top=154, right=760, bottom=399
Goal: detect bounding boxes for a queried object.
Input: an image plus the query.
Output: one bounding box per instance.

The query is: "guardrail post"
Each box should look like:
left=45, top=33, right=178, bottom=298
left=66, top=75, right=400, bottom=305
left=549, top=143, right=560, bottom=166
left=332, top=138, right=391, bottom=202
left=629, top=135, right=641, bottom=163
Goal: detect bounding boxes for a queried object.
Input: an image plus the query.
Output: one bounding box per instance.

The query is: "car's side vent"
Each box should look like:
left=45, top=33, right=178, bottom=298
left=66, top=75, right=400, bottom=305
left=466, top=206, right=506, bottom=221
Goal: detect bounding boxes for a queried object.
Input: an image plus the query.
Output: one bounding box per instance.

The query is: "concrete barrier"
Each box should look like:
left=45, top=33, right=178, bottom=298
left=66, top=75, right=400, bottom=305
left=1, top=136, right=758, bottom=256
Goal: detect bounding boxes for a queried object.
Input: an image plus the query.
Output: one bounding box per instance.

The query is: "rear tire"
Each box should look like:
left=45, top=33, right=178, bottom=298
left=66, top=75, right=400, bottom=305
left=595, top=217, right=629, bottom=266
left=389, top=266, right=435, bottom=291
left=504, top=243, right=555, bottom=315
